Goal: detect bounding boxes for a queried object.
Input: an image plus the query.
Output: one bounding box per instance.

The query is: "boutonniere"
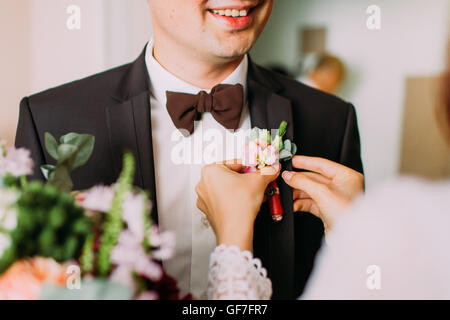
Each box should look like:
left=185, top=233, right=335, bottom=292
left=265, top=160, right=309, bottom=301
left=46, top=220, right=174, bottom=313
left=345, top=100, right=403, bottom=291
left=243, top=121, right=297, bottom=222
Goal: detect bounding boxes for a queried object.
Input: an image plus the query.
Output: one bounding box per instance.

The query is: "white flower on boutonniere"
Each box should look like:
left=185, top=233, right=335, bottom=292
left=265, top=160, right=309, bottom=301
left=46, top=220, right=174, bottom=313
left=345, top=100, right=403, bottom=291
left=242, top=121, right=298, bottom=222
left=243, top=122, right=297, bottom=171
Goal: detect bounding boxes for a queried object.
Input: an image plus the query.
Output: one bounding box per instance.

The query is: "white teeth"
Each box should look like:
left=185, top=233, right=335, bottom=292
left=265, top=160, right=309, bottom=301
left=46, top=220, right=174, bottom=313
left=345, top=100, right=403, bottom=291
left=211, top=9, right=248, bottom=17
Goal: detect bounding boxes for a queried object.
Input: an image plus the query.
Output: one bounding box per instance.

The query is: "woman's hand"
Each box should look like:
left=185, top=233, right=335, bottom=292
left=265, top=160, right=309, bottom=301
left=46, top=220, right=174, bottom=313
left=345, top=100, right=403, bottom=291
left=282, top=156, right=364, bottom=233
left=196, top=160, right=280, bottom=251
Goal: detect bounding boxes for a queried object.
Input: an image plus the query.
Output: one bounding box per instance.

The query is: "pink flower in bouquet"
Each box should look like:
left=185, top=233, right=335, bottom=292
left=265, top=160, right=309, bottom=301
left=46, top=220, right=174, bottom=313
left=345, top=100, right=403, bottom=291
left=150, top=225, right=176, bottom=261
left=0, top=147, right=33, bottom=177
left=122, top=193, right=149, bottom=241
left=81, top=185, right=114, bottom=212
left=110, top=229, right=163, bottom=287
left=0, top=258, right=67, bottom=300
left=137, top=290, right=159, bottom=300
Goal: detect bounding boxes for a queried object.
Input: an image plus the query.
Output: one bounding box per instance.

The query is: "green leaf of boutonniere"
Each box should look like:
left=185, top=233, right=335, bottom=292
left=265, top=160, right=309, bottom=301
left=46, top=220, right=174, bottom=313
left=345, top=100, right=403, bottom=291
left=277, top=121, right=288, bottom=138
left=284, top=139, right=292, bottom=152
left=291, top=142, right=297, bottom=156
left=279, top=149, right=293, bottom=161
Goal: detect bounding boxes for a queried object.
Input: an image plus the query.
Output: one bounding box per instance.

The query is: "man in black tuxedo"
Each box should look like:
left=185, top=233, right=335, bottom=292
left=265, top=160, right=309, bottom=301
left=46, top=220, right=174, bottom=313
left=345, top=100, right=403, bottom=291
left=15, top=0, right=362, bottom=299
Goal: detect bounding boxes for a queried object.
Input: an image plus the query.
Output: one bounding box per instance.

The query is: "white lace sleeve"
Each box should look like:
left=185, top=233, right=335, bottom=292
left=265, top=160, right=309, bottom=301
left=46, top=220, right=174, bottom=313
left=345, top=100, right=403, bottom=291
left=207, top=244, right=272, bottom=300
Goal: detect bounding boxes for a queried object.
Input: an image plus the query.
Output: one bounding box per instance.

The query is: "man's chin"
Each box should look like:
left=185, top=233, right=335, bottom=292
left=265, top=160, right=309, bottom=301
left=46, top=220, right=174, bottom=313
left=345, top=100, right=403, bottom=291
left=210, top=40, right=254, bottom=60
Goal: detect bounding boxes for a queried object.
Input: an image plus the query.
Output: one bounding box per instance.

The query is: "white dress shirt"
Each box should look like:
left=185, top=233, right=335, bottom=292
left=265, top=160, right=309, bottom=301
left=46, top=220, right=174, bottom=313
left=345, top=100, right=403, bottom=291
left=145, top=41, right=251, bottom=298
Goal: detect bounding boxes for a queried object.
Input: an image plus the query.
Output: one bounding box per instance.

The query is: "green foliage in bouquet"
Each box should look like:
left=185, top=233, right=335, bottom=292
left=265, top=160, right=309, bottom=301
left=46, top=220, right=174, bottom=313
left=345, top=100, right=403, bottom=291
left=95, top=151, right=135, bottom=276
left=41, top=132, right=95, bottom=193
left=40, top=279, right=133, bottom=300
left=0, top=173, right=20, bottom=189
left=0, top=181, right=91, bottom=273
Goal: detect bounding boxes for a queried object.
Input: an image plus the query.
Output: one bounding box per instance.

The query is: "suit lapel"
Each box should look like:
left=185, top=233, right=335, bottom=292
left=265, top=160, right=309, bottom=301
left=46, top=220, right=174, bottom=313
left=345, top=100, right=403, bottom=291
left=248, top=59, right=295, bottom=299
left=106, top=45, right=159, bottom=223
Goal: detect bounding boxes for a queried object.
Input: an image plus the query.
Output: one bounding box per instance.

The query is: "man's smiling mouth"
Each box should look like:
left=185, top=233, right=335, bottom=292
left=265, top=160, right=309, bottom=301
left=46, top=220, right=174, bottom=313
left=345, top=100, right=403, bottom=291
left=208, top=8, right=251, bottom=18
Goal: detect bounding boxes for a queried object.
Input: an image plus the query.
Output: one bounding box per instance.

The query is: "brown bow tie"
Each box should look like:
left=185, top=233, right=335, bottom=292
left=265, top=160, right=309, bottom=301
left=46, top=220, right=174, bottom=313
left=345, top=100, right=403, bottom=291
left=166, top=83, right=244, bottom=135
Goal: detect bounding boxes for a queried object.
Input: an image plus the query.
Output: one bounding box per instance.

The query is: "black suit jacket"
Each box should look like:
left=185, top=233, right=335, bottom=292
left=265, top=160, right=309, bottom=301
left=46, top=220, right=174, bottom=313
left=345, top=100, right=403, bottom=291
left=15, top=47, right=363, bottom=299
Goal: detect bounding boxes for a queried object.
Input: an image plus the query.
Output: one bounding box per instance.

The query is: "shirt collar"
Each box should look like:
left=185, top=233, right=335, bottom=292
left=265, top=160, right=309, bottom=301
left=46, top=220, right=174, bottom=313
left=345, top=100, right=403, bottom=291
left=145, top=39, right=248, bottom=106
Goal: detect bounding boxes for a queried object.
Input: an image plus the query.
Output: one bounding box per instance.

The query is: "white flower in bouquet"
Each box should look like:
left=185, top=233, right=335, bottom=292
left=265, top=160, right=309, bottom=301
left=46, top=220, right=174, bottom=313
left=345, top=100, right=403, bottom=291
left=0, top=234, right=11, bottom=259
left=0, top=146, right=33, bottom=177
left=0, top=189, right=18, bottom=230
left=0, top=189, right=19, bottom=257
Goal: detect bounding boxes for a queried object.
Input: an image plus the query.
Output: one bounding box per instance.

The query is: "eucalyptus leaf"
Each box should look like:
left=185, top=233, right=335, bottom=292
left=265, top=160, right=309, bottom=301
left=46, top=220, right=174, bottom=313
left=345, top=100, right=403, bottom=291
left=44, top=133, right=59, bottom=160
left=58, top=134, right=95, bottom=170
left=42, top=132, right=95, bottom=192
left=60, top=132, right=81, bottom=145
left=40, top=279, right=133, bottom=300
left=283, top=139, right=292, bottom=152
left=72, top=135, right=95, bottom=170
left=40, top=164, right=56, bottom=180
left=291, top=143, right=297, bottom=156
left=279, top=149, right=292, bottom=160
left=57, top=144, right=78, bottom=165
left=50, top=166, right=73, bottom=193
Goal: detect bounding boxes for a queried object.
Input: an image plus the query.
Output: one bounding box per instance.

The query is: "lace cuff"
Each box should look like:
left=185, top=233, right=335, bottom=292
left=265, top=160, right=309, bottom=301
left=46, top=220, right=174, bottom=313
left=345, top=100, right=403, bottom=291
left=207, top=245, right=272, bottom=300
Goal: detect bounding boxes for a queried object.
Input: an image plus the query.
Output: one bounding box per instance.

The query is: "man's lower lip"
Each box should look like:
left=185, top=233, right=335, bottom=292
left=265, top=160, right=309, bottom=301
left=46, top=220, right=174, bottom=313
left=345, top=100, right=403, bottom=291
left=208, top=11, right=254, bottom=30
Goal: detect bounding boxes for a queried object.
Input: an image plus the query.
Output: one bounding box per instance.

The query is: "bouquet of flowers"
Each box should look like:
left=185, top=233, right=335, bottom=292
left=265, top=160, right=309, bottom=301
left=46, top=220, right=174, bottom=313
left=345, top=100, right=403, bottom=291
left=0, top=133, right=190, bottom=300
left=243, top=121, right=297, bottom=221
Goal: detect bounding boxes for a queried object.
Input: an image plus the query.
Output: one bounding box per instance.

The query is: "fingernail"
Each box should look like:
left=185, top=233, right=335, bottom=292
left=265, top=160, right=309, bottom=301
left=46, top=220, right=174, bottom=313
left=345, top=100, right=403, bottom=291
left=282, top=171, right=293, bottom=181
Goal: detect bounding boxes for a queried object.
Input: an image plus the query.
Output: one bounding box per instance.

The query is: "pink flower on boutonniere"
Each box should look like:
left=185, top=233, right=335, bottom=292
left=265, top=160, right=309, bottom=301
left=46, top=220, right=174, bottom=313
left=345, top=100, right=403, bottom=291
left=243, top=121, right=297, bottom=222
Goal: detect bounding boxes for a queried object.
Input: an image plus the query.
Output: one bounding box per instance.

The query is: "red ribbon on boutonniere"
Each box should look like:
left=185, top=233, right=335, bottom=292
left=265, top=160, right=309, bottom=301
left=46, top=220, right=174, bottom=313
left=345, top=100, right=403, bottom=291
left=243, top=121, right=297, bottom=222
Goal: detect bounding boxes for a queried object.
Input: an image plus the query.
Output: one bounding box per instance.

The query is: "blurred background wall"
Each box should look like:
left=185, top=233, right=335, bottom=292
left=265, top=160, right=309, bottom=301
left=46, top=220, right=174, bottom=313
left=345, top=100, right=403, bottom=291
left=251, top=0, right=450, bottom=188
left=0, top=0, right=151, bottom=146
left=0, top=1, right=31, bottom=146
left=0, top=0, right=448, bottom=189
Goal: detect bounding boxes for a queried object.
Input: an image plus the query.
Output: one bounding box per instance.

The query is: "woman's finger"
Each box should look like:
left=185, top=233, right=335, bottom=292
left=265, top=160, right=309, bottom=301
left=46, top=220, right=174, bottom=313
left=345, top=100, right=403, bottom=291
left=293, top=199, right=320, bottom=217
left=282, top=171, right=330, bottom=201
left=292, top=156, right=345, bottom=179
left=293, top=189, right=310, bottom=200
left=246, top=163, right=281, bottom=186
left=217, top=159, right=244, bottom=173
left=301, top=171, right=331, bottom=185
